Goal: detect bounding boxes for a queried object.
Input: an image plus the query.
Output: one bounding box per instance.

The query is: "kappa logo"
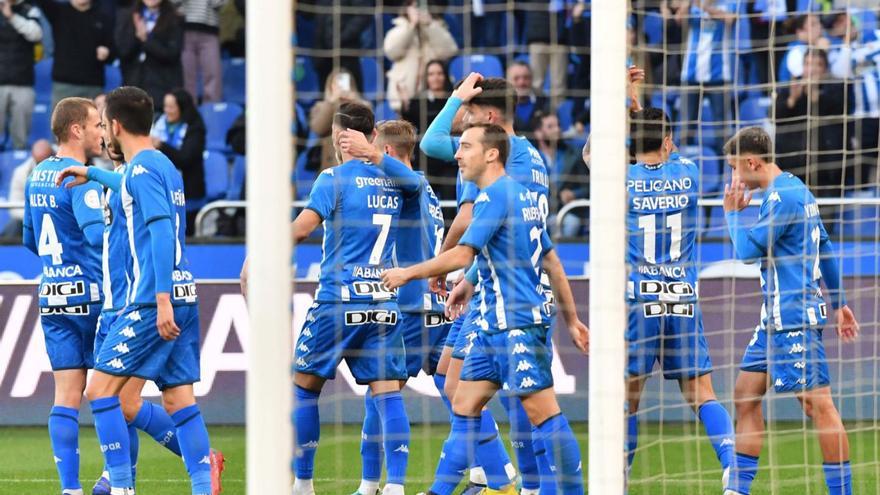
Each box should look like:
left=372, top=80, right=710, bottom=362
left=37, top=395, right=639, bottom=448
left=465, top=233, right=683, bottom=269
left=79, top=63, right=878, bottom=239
left=302, top=328, right=312, bottom=338
left=131, top=165, right=148, bottom=176
left=107, top=358, right=125, bottom=370
left=112, top=343, right=130, bottom=354
left=119, top=327, right=136, bottom=338
left=794, top=361, right=806, bottom=369
left=393, top=444, right=409, bottom=454
left=512, top=343, right=528, bottom=354
left=301, top=440, right=319, bottom=449
left=721, top=438, right=735, bottom=447
left=296, top=357, right=307, bottom=367
left=775, top=378, right=784, bottom=387
left=127, top=311, right=142, bottom=322
left=786, top=331, right=804, bottom=338
left=475, top=192, right=490, bottom=204
left=789, top=343, right=805, bottom=354
left=306, top=313, right=316, bottom=323
left=796, top=378, right=807, bottom=385
left=198, top=456, right=211, bottom=464
left=298, top=342, right=310, bottom=353
left=515, top=360, right=533, bottom=372
left=53, top=456, right=62, bottom=463
left=519, top=377, right=537, bottom=389
left=508, top=329, right=526, bottom=338
left=768, top=191, right=781, bottom=202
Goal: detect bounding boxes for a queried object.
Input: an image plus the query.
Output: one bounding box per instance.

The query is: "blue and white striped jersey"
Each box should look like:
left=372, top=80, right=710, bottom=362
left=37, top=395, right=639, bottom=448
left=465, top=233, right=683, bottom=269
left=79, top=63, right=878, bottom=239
left=23, top=156, right=104, bottom=308
left=626, top=155, right=700, bottom=303
left=680, top=3, right=736, bottom=84
left=306, top=160, right=405, bottom=304
left=396, top=172, right=445, bottom=313
left=102, top=164, right=129, bottom=312
left=459, top=176, right=554, bottom=332
left=119, top=150, right=197, bottom=307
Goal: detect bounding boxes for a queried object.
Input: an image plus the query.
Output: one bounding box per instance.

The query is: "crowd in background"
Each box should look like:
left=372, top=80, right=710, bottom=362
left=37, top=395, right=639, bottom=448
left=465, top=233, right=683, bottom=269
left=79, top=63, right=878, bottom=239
left=2, top=0, right=880, bottom=240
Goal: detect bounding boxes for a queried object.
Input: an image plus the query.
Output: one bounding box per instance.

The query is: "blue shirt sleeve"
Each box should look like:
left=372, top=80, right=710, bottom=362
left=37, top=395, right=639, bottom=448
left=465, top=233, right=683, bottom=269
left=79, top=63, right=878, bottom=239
left=86, top=166, right=123, bottom=192
left=464, top=262, right=479, bottom=285
left=459, top=179, right=479, bottom=206
left=726, top=197, right=796, bottom=261
left=147, top=217, right=175, bottom=294
left=70, top=182, right=105, bottom=232
left=459, top=190, right=507, bottom=251
left=818, top=222, right=847, bottom=309
left=305, top=168, right=337, bottom=220
left=419, top=96, right=463, bottom=161
left=378, top=154, right=421, bottom=197
left=540, top=227, right=554, bottom=255
left=126, top=168, right=171, bottom=225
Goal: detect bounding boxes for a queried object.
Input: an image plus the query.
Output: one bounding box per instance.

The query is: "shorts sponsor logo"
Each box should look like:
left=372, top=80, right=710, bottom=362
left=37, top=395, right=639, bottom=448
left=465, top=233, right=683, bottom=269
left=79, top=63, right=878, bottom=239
left=344, top=310, right=398, bottom=326
left=819, top=303, right=827, bottom=319
left=173, top=283, right=198, bottom=301
left=640, top=281, right=695, bottom=300
left=424, top=313, right=452, bottom=327
left=352, top=281, right=396, bottom=299
left=39, top=304, right=90, bottom=316
left=643, top=302, right=694, bottom=318
left=40, top=281, right=85, bottom=298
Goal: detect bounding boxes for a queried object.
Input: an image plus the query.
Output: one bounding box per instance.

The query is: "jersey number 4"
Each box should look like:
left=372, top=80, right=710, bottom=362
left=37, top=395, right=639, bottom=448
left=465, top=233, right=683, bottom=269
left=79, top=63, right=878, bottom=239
left=38, top=214, right=64, bottom=265
left=638, top=212, right=682, bottom=263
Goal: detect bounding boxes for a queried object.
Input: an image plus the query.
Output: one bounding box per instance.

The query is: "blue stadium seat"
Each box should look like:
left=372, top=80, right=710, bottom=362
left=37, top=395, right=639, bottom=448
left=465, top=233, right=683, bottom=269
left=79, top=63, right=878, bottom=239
left=842, top=189, right=879, bottom=239
left=374, top=100, right=398, bottom=121
left=295, top=14, right=315, bottom=48
left=737, top=96, right=770, bottom=127
left=34, top=58, right=52, bottom=104
left=202, top=150, right=229, bottom=201
left=360, top=57, right=382, bottom=100
left=643, top=11, right=664, bottom=45
left=222, top=58, right=246, bottom=106
left=444, top=13, right=463, bottom=48
left=678, top=145, right=722, bottom=194
left=556, top=99, right=574, bottom=132
left=0, top=149, right=29, bottom=198
left=857, top=9, right=878, bottom=39
left=199, top=102, right=243, bottom=152
left=449, top=54, right=504, bottom=82
left=294, top=56, right=320, bottom=102
left=29, top=103, right=52, bottom=145
left=104, top=62, right=122, bottom=92
left=227, top=154, right=246, bottom=200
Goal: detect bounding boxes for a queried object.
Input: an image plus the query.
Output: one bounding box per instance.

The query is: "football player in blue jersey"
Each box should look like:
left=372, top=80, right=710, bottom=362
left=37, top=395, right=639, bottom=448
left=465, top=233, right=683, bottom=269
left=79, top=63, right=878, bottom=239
left=337, top=120, right=451, bottom=495
left=383, top=123, right=589, bottom=495
left=56, top=87, right=217, bottom=495
left=22, top=97, right=106, bottom=495
left=722, top=127, right=859, bottom=495
left=273, top=101, right=414, bottom=495
left=420, top=72, right=555, bottom=494
left=624, top=108, right=735, bottom=487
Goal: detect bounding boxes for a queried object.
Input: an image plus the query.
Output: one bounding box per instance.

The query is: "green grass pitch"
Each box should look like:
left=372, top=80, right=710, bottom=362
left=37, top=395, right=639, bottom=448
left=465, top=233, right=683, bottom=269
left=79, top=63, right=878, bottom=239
left=0, top=422, right=876, bottom=494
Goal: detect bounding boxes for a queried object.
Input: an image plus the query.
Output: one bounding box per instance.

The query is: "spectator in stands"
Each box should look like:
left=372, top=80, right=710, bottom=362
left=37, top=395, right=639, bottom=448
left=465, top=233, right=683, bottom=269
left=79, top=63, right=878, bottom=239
left=778, top=14, right=829, bottom=82
left=400, top=59, right=457, bottom=200
left=218, top=0, right=244, bottom=58
left=523, top=0, right=570, bottom=104
left=115, top=0, right=184, bottom=112
left=568, top=0, right=591, bottom=123
left=151, top=88, right=206, bottom=233
left=0, top=0, right=43, bottom=150
left=747, top=0, right=788, bottom=85
left=531, top=110, right=587, bottom=237
left=308, top=68, right=368, bottom=171
left=36, top=0, right=114, bottom=110
left=775, top=49, right=851, bottom=198
left=507, top=61, right=548, bottom=134
left=1, top=139, right=52, bottom=238
left=384, top=0, right=457, bottom=113
left=679, top=0, right=739, bottom=150
left=312, top=0, right=373, bottom=93
left=173, top=0, right=226, bottom=103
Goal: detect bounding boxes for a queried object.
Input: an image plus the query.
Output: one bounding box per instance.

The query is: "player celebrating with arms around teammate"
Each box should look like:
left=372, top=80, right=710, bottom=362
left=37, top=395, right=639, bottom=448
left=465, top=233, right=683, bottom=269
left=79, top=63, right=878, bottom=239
left=382, top=123, right=588, bottom=495
left=722, top=127, right=859, bottom=495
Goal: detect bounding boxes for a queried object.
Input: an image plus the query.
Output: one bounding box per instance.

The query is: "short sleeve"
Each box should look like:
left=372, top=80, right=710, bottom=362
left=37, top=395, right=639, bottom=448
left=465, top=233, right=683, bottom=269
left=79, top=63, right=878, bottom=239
left=458, top=180, right=479, bottom=205
left=70, top=182, right=105, bottom=230
left=459, top=189, right=507, bottom=251
left=540, top=227, right=554, bottom=255
left=305, top=168, right=337, bottom=220
left=747, top=195, right=798, bottom=254
left=127, top=167, right=172, bottom=224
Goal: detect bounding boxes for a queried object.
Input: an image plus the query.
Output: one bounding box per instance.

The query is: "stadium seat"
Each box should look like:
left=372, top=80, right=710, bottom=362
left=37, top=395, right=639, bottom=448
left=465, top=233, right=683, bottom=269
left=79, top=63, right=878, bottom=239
left=34, top=58, right=52, bottom=104
left=444, top=13, right=463, bottom=48
left=643, top=11, right=664, bottom=45
left=202, top=150, right=229, bottom=201
left=842, top=189, right=880, bottom=239
left=294, top=56, right=320, bottom=102
left=28, top=103, right=52, bottom=145
left=360, top=57, right=382, bottom=100
left=374, top=100, right=398, bottom=122
left=678, top=145, right=722, bottom=194
left=737, top=96, right=770, bottom=127
left=104, top=62, right=122, bottom=92
left=227, top=154, right=246, bottom=200
left=199, top=102, right=243, bottom=152
left=449, top=54, right=504, bottom=82
left=222, top=58, right=246, bottom=106
left=556, top=99, right=574, bottom=132
left=0, top=149, right=28, bottom=198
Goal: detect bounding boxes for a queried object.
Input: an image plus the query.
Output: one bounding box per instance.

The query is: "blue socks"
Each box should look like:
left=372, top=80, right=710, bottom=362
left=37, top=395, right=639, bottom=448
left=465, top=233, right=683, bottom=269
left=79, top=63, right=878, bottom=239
left=49, top=405, right=81, bottom=491
left=171, top=404, right=212, bottom=495
left=823, top=461, right=852, bottom=495
left=500, top=395, right=539, bottom=490
left=433, top=373, right=453, bottom=417
left=91, top=397, right=133, bottom=488
left=131, top=401, right=182, bottom=456
left=294, top=386, right=321, bottom=480
left=360, top=391, right=383, bottom=483
left=128, top=424, right=139, bottom=484
left=531, top=425, right=558, bottom=495
left=535, top=414, right=583, bottom=495
left=727, top=452, right=759, bottom=494
left=373, top=391, right=410, bottom=486
left=698, top=400, right=735, bottom=470
left=627, top=413, right=638, bottom=468
left=477, top=409, right=515, bottom=489
left=431, top=414, right=480, bottom=495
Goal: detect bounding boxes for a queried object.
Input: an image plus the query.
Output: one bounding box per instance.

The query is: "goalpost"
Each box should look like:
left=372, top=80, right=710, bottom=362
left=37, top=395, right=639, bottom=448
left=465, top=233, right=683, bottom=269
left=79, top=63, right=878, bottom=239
left=245, top=0, right=294, bottom=492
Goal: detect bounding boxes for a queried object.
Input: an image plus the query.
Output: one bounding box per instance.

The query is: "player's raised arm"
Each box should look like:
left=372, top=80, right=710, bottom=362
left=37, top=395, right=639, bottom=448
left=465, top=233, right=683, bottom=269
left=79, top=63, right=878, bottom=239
left=419, top=72, right=484, bottom=160
left=542, top=243, right=589, bottom=354
left=337, top=129, right=421, bottom=195
left=55, top=164, right=123, bottom=192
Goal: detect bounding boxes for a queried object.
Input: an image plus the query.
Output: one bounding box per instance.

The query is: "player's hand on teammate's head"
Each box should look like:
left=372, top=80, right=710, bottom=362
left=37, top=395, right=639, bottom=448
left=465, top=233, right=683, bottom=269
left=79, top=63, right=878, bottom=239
left=723, top=175, right=752, bottom=213
left=156, top=294, right=181, bottom=341
left=338, top=129, right=381, bottom=163
left=381, top=267, right=409, bottom=290
left=452, top=72, right=484, bottom=102
left=569, top=319, right=589, bottom=355
left=836, top=305, right=859, bottom=343
left=55, top=165, right=91, bottom=188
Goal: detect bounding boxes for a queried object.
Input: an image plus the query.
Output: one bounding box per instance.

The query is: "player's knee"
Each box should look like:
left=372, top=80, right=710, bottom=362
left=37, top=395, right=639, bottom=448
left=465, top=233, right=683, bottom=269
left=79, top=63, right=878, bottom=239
left=120, top=396, right=143, bottom=423
left=451, top=394, right=481, bottom=417
left=443, top=378, right=457, bottom=401
left=807, top=396, right=840, bottom=422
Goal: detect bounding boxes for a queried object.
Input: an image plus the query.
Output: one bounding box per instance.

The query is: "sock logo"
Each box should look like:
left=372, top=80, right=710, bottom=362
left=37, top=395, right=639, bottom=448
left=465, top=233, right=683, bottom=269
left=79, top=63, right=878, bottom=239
left=393, top=444, right=409, bottom=454
left=198, top=455, right=211, bottom=464
left=53, top=455, right=62, bottom=463
left=721, top=438, right=735, bottom=447
left=100, top=442, right=122, bottom=453
left=159, top=431, right=174, bottom=446
left=301, top=440, right=319, bottom=449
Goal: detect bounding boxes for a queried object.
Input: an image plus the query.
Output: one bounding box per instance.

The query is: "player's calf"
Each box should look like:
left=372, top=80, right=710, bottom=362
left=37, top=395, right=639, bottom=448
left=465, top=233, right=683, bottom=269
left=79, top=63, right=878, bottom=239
left=164, top=385, right=213, bottom=495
